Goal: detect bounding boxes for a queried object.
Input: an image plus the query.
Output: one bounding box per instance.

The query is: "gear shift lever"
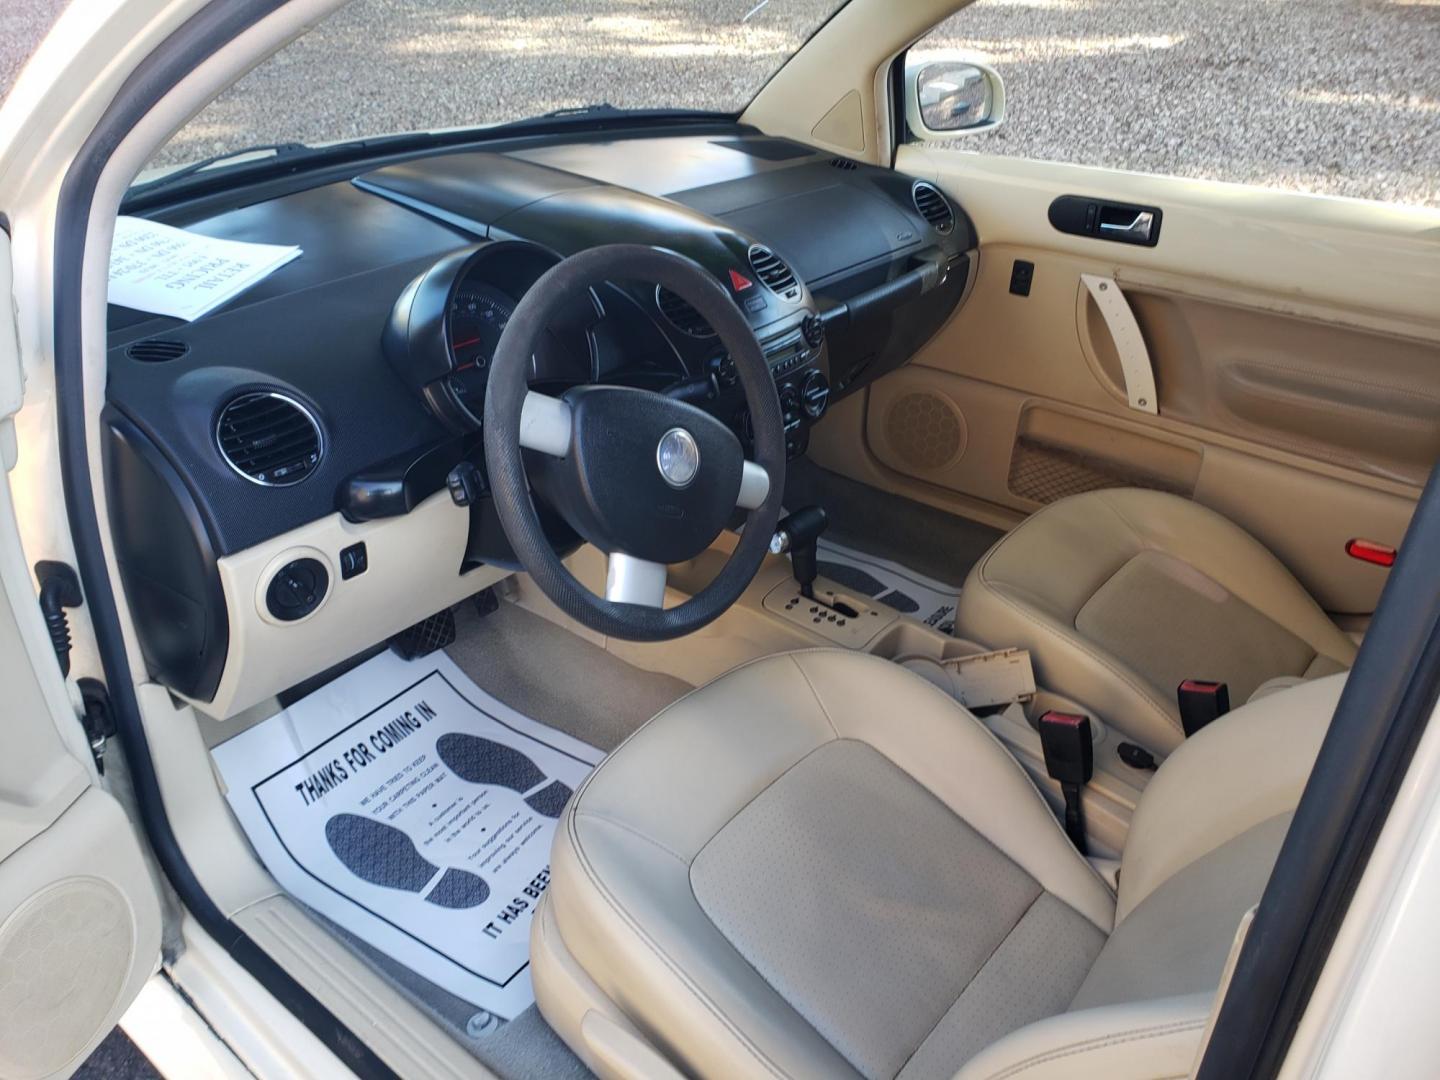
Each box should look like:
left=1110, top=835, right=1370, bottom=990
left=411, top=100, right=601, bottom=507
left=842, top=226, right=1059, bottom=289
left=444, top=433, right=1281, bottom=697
left=771, top=506, right=829, bottom=600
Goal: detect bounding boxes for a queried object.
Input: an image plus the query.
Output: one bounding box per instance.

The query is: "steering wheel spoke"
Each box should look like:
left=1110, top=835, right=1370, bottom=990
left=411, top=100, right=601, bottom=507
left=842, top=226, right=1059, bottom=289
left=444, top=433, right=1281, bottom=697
left=519, top=391, right=572, bottom=456
left=605, top=553, right=667, bottom=608
left=736, top=461, right=771, bottom=511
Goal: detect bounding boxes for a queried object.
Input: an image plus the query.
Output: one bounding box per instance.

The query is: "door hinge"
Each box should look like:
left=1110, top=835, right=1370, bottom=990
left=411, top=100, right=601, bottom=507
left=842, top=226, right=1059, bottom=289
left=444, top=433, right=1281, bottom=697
left=77, top=678, right=117, bottom=774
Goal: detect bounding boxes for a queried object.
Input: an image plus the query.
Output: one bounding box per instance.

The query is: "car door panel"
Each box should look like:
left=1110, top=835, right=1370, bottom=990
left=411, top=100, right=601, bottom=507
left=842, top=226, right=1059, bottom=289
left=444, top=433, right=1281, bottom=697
left=1101, top=288, right=1440, bottom=486
left=834, top=146, right=1439, bottom=615
left=0, top=231, right=162, bottom=1077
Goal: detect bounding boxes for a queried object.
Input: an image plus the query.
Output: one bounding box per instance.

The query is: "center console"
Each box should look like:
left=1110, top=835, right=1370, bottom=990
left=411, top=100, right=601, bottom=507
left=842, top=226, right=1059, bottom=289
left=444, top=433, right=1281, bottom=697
left=729, top=314, right=830, bottom=460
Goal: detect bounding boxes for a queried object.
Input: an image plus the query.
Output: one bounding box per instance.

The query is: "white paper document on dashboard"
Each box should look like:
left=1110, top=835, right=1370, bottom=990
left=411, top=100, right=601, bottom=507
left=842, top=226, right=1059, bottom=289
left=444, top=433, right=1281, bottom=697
left=212, top=650, right=601, bottom=1017
left=108, top=215, right=301, bottom=321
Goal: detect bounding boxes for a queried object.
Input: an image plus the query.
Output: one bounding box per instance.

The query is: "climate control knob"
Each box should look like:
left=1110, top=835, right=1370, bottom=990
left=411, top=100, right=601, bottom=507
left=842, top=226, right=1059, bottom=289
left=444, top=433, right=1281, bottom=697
left=800, top=370, right=831, bottom=419
left=779, top=384, right=801, bottom=421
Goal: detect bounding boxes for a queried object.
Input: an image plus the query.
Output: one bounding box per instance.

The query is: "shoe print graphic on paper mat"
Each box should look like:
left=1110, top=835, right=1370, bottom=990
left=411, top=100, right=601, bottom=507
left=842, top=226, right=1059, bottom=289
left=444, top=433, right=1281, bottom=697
left=435, top=732, right=573, bottom=818
left=324, top=813, right=491, bottom=909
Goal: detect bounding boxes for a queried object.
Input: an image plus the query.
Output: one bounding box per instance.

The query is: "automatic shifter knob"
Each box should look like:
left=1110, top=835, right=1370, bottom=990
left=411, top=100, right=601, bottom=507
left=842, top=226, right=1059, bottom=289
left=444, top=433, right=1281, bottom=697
left=771, top=506, right=829, bottom=599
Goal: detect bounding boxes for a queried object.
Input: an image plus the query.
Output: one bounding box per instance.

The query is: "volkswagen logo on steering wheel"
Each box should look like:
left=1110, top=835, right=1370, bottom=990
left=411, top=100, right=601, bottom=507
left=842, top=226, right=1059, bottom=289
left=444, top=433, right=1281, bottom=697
left=656, top=427, right=701, bottom=489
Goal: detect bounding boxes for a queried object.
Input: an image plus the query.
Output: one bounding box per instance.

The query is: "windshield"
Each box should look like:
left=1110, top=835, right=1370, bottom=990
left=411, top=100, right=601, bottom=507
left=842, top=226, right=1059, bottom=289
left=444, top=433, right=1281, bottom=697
left=148, top=0, right=851, bottom=171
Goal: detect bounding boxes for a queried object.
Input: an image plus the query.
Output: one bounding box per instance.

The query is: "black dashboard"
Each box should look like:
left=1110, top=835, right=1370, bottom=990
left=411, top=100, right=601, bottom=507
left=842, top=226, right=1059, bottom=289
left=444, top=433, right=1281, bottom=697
left=102, top=127, right=975, bottom=705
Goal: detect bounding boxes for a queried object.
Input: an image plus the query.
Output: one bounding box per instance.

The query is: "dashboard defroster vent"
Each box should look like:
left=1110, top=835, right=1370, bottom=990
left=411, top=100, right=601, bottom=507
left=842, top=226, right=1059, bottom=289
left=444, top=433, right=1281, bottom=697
left=655, top=286, right=716, bottom=338
left=912, top=181, right=955, bottom=234
left=828, top=156, right=859, bottom=171
left=748, top=245, right=801, bottom=302
left=125, top=338, right=189, bottom=363
left=215, top=391, right=323, bottom=487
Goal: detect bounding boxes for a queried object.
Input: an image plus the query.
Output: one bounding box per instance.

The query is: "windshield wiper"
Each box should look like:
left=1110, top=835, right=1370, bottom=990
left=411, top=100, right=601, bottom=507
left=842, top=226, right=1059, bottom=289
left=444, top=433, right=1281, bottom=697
left=129, top=142, right=311, bottom=196
left=540, top=103, right=627, bottom=119
left=536, top=103, right=723, bottom=121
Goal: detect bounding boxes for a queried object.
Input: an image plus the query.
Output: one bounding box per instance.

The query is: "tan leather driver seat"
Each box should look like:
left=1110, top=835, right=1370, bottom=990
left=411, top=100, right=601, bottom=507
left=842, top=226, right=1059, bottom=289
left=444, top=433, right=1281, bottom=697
left=954, top=488, right=1356, bottom=753
left=531, top=650, right=1345, bottom=1079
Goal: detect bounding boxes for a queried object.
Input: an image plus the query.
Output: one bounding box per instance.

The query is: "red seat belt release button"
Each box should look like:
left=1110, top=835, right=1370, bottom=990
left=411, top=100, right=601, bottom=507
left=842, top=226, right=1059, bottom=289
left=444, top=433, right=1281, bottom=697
left=1345, top=538, right=1397, bottom=567
left=1178, top=679, right=1230, bottom=737
left=1038, top=711, right=1093, bottom=855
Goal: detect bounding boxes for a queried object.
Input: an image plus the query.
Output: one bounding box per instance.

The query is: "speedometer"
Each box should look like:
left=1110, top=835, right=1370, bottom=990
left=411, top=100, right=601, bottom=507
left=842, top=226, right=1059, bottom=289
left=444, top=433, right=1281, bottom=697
left=448, top=287, right=513, bottom=370
left=384, top=241, right=562, bottom=434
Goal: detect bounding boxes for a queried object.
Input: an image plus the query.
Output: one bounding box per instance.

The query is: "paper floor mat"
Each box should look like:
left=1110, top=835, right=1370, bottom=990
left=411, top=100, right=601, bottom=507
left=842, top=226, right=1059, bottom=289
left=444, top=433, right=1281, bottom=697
left=816, top=538, right=962, bottom=633
left=212, top=649, right=602, bottom=1018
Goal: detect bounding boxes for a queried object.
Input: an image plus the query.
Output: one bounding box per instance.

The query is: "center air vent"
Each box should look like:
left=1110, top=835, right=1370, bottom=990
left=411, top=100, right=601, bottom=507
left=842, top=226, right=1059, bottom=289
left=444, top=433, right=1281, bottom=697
left=215, top=391, right=322, bottom=487
left=125, top=338, right=189, bottom=363
left=655, top=286, right=716, bottom=338
left=912, top=181, right=955, bottom=234
left=748, top=245, right=801, bottom=302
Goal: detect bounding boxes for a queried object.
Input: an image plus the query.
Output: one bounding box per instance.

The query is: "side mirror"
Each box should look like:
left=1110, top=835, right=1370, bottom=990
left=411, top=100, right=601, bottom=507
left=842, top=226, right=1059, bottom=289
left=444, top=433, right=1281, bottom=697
left=904, top=53, right=1005, bottom=140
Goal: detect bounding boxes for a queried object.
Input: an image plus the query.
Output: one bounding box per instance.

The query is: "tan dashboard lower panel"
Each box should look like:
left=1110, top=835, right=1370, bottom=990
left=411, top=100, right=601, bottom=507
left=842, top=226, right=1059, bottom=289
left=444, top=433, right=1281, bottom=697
left=197, top=492, right=509, bottom=720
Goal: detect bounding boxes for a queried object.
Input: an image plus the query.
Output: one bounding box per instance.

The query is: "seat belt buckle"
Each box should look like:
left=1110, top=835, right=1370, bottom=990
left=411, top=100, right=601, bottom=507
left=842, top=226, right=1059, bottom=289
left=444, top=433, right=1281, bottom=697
left=1177, top=679, right=1230, bottom=737
left=1038, top=711, right=1093, bottom=854
left=1039, top=711, right=1093, bottom=787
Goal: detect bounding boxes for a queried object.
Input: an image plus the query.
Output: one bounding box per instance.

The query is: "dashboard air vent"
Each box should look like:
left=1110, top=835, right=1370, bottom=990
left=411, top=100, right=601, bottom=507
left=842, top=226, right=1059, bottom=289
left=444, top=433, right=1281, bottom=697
left=829, top=156, right=859, bottom=171
left=126, top=338, right=189, bottom=363
left=655, top=286, right=716, bottom=338
left=748, top=245, right=801, bottom=302
left=912, top=181, right=955, bottom=234
left=216, top=391, right=322, bottom=487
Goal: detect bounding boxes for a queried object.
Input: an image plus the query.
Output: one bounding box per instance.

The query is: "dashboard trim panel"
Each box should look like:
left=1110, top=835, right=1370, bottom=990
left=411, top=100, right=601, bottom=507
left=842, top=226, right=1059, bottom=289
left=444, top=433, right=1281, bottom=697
left=104, top=129, right=975, bottom=711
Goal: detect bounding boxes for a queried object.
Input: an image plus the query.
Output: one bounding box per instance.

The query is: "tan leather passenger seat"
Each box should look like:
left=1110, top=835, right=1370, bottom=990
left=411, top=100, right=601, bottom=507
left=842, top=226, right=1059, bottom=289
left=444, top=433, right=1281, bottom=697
left=953, top=488, right=1356, bottom=753
left=532, top=650, right=1346, bottom=1078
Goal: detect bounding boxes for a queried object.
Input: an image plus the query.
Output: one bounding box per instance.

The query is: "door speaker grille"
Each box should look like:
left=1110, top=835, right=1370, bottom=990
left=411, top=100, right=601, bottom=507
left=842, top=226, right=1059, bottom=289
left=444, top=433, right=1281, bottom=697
left=884, top=391, right=965, bottom=471
left=0, top=878, right=134, bottom=1078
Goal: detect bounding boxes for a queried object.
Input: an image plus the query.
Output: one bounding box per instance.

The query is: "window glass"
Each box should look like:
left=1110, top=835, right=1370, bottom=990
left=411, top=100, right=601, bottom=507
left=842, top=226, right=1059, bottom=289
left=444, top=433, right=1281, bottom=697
left=150, top=0, right=849, bottom=170
left=918, top=0, right=1440, bottom=208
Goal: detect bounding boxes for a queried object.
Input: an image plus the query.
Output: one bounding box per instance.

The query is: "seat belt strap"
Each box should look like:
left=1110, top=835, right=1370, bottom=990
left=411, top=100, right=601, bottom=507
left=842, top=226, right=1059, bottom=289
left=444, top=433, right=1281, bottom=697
left=1038, top=711, right=1094, bottom=855
left=1178, top=679, right=1230, bottom=737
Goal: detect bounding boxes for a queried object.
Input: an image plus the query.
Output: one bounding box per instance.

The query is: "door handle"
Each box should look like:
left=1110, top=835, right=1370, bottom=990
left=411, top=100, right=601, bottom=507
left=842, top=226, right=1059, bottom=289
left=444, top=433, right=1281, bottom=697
left=1099, top=211, right=1154, bottom=242
left=1049, top=195, right=1163, bottom=247
left=1081, top=274, right=1157, bottom=415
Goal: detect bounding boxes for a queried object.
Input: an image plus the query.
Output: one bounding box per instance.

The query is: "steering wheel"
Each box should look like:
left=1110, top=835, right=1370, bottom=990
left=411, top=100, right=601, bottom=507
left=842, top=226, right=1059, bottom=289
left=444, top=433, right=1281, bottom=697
left=483, top=244, right=786, bottom=641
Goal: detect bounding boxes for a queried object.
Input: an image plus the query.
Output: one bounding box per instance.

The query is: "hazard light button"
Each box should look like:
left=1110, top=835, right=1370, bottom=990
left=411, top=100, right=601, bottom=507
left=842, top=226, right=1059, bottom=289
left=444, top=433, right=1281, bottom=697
left=728, top=268, right=754, bottom=292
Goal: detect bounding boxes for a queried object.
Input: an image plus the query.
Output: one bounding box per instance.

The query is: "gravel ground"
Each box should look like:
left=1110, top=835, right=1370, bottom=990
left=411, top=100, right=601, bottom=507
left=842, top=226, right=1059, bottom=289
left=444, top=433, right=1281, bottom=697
left=4, top=0, right=1438, bottom=206
left=925, top=0, right=1440, bottom=207
left=0, top=0, right=68, bottom=97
